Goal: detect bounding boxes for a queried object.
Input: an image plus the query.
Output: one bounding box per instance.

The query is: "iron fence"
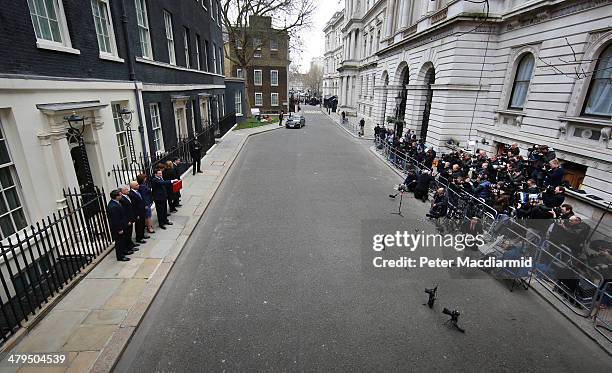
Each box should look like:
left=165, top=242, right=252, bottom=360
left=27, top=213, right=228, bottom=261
left=594, top=282, right=612, bottom=343
left=111, top=126, right=216, bottom=188
left=0, top=187, right=111, bottom=345
left=218, top=113, right=236, bottom=136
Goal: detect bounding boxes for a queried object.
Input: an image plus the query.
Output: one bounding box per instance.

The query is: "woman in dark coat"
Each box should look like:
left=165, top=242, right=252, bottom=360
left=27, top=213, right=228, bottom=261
left=137, top=173, right=155, bottom=233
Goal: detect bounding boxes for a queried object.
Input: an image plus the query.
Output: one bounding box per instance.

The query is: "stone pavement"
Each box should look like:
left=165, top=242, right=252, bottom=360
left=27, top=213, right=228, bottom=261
left=2, top=123, right=281, bottom=373
left=321, top=108, right=375, bottom=140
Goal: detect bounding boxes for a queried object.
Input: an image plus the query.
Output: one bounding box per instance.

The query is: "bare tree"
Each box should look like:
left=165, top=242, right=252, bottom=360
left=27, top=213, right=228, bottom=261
left=304, top=65, right=324, bottom=97
left=221, top=0, right=316, bottom=114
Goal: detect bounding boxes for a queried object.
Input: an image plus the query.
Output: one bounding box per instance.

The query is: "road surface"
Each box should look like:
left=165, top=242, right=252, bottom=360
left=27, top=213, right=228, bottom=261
left=115, top=109, right=611, bottom=372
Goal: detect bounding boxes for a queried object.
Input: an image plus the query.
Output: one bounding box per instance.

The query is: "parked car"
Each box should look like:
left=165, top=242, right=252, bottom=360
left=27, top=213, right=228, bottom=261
left=285, top=114, right=306, bottom=128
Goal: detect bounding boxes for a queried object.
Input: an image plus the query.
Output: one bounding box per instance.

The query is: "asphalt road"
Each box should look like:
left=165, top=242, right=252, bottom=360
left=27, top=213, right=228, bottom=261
left=115, top=109, right=612, bottom=372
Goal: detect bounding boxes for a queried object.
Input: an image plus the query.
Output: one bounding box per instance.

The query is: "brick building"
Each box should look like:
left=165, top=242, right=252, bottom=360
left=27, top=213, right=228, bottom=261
left=0, top=0, right=227, bottom=230
left=224, top=16, right=290, bottom=114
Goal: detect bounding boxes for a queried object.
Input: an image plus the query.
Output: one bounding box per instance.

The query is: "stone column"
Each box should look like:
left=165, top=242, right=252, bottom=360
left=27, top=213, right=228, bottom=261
left=400, top=0, right=412, bottom=29
left=384, top=0, right=396, bottom=37
left=427, top=0, right=437, bottom=14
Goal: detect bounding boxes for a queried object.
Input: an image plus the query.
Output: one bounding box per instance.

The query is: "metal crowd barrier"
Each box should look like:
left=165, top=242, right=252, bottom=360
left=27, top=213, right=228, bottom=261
left=594, top=282, right=612, bottom=343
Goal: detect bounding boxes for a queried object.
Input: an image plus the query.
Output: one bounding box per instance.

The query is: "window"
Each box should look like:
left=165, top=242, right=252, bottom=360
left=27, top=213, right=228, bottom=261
left=210, top=0, right=215, bottom=20
left=254, top=93, right=263, bottom=106
left=201, top=0, right=207, bottom=11
left=135, top=0, right=152, bottom=59
left=27, top=0, right=72, bottom=48
left=204, top=40, right=210, bottom=71
left=91, top=0, right=118, bottom=56
left=164, top=11, right=176, bottom=65
left=509, top=53, right=535, bottom=109
left=218, top=46, right=223, bottom=74
left=271, top=93, right=279, bottom=106
left=150, top=104, right=164, bottom=153
left=174, top=105, right=188, bottom=140
left=270, top=38, right=278, bottom=51
left=212, top=42, right=217, bottom=73
left=217, top=0, right=221, bottom=26
left=220, top=94, right=225, bottom=116
left=254, top=70, right=262, bottom=86
left=112, top=103, right=129, bottom=167
left=235, top=91, right=243, bottom=115
left=0, top=120, right=27, bottom=239
left=583, top=44, right=612, bottom=117
left=236, top=68, right=243, bottom=78
left=183, top=28, right=190, bottom=68
left=195, top=34, right=201, bottom=70
left=271, top=70, right=278, bottom=86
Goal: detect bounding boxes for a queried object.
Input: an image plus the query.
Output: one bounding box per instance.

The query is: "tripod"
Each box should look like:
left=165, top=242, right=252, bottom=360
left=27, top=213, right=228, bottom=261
left=391, top=191, right=406, bottom=216
left=445, top=316, right=465, bottom=333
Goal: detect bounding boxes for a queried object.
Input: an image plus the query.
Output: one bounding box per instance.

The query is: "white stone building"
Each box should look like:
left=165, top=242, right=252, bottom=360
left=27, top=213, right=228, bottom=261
left=325, top=0, right=612, bottom=205
left=323, top=11, right=345, bottom=99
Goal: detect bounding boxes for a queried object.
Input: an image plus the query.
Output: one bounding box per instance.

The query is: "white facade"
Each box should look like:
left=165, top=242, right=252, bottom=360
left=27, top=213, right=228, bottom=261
left=328, top=0, right=612, bottom=203
left=0, top=77, right=146, bottom=228
left=323, top=11, right=345, bottom=98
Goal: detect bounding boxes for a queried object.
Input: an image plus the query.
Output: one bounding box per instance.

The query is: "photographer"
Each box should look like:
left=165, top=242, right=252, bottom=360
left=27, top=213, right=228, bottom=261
left=414, top=170, right=434, bottom=202
left=544, top=159, right=565, bottom=188
left=550, top=215, right=590, bottom=257
left=543, top=186, right=565, bottom=208
left=427, top=188, right=448, bottom=219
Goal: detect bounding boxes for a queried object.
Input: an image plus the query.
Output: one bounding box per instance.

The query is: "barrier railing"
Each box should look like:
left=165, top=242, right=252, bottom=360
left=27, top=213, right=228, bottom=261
left=594, top=282, right=612, bottom=343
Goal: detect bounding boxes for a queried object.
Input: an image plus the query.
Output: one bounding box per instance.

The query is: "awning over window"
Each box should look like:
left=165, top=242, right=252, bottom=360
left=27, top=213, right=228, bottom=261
left=36, top=100, right=108, bottom=115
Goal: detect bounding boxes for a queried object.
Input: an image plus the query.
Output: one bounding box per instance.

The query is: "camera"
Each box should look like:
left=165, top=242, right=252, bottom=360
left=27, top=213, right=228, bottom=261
left=397, top=183, right=409, bottom=192
left=442, top=308, right=460, bottom=319
left=424, top=286, right=437, bottom=308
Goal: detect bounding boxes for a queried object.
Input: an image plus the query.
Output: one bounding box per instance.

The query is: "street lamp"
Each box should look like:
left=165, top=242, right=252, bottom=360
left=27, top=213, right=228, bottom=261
left=64, top=112, right=94, bottom=192
left=118, top=107, right=137, bottom=164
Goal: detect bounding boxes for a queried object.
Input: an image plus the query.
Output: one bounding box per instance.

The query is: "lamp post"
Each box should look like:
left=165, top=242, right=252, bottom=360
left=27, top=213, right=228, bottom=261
left=118, top=107, right=137, bottom=164
left=64, top=112, right=94, bottom=192
left=394, top=94, right=403, bottom=138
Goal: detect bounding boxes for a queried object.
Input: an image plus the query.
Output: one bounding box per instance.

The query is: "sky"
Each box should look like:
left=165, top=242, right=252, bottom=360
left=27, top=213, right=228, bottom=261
left=294, top=0, right=345, bottom=73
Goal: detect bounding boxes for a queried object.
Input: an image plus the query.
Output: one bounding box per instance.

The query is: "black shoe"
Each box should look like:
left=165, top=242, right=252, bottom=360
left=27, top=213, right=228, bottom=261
left=166, top=221, right=174, bottom=225
left=125, top=250, right=135, bottom=255
left=118, top=257, right=131, bottom=261
left=159, top=226, right=167, bottom=230
left=176, top=204, right=183, bottom=207
left=137, top=240, right=146, bottom=244
left=170, top=209, right=178, bottom=213
left=143, top=235, right=151, bottom=239
left=197, top=170, right=203, bottom=173
left=132, top=243, right=140, bottom=247
left=131, top=247, right=140, bottom=251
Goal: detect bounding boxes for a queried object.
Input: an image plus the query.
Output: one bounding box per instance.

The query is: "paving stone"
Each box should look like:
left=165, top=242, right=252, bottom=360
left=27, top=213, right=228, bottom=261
left=147, top=239, right=174, bottom=258
left=62, top=324, right=116, bottom=351
left=103, top=279, right=147, bottom=310
left=83, top=310, right=127, bottom=325
left=15, top=311, right=89, bottom=353
left=56, top=279, right=122, bottom=311
left=65, top=351, right=99, bottom=373
left=133, top=258, right=161, bottom=279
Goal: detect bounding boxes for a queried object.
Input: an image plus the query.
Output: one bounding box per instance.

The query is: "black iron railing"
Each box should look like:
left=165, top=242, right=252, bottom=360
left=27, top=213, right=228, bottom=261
left=111, top=126, right=217, bottom=188
left=0, top=187, right=111, bottom=345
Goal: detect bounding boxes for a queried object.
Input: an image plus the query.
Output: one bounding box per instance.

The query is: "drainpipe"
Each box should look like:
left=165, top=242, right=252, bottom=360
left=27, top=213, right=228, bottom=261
left=120, top=0, right=148, bottom=160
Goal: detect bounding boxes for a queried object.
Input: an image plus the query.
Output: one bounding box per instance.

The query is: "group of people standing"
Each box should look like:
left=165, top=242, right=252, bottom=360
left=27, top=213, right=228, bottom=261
left=107, top=159, right=183, bottom=261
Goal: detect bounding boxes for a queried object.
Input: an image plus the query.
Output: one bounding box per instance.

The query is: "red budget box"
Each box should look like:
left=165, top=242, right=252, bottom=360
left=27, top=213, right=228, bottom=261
left=172, top=180, right=182, bottom=193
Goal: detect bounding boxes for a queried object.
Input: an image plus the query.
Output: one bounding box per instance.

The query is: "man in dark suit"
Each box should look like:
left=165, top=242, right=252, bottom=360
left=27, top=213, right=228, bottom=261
left=151, top=169, right=176, bottom=230
left=129, top=181, right=148, bottom=244
left=190, top=140, right=204, bottom=175
left=107, top=190, right=131, bottom=261
left=414, top=170, right=434, bottom=202
left=119, top=185, right=139, bottom=251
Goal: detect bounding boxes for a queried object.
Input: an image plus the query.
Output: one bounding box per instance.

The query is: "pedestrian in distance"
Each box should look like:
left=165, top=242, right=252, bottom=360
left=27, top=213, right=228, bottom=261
left=190, top=139, right=204, bottom=175
left=279, top=110, right=284, bottom=127
left=119, top=185, right=139, bottom=251
left=151, top=169, right=177, bottom=230
left=107, top=189, right=132, bottom=261
left=136, top=173, right=155, bottom=234
left=129, top=181, right=148, bottom=244
left=359, top=118, right=365, bottom=137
